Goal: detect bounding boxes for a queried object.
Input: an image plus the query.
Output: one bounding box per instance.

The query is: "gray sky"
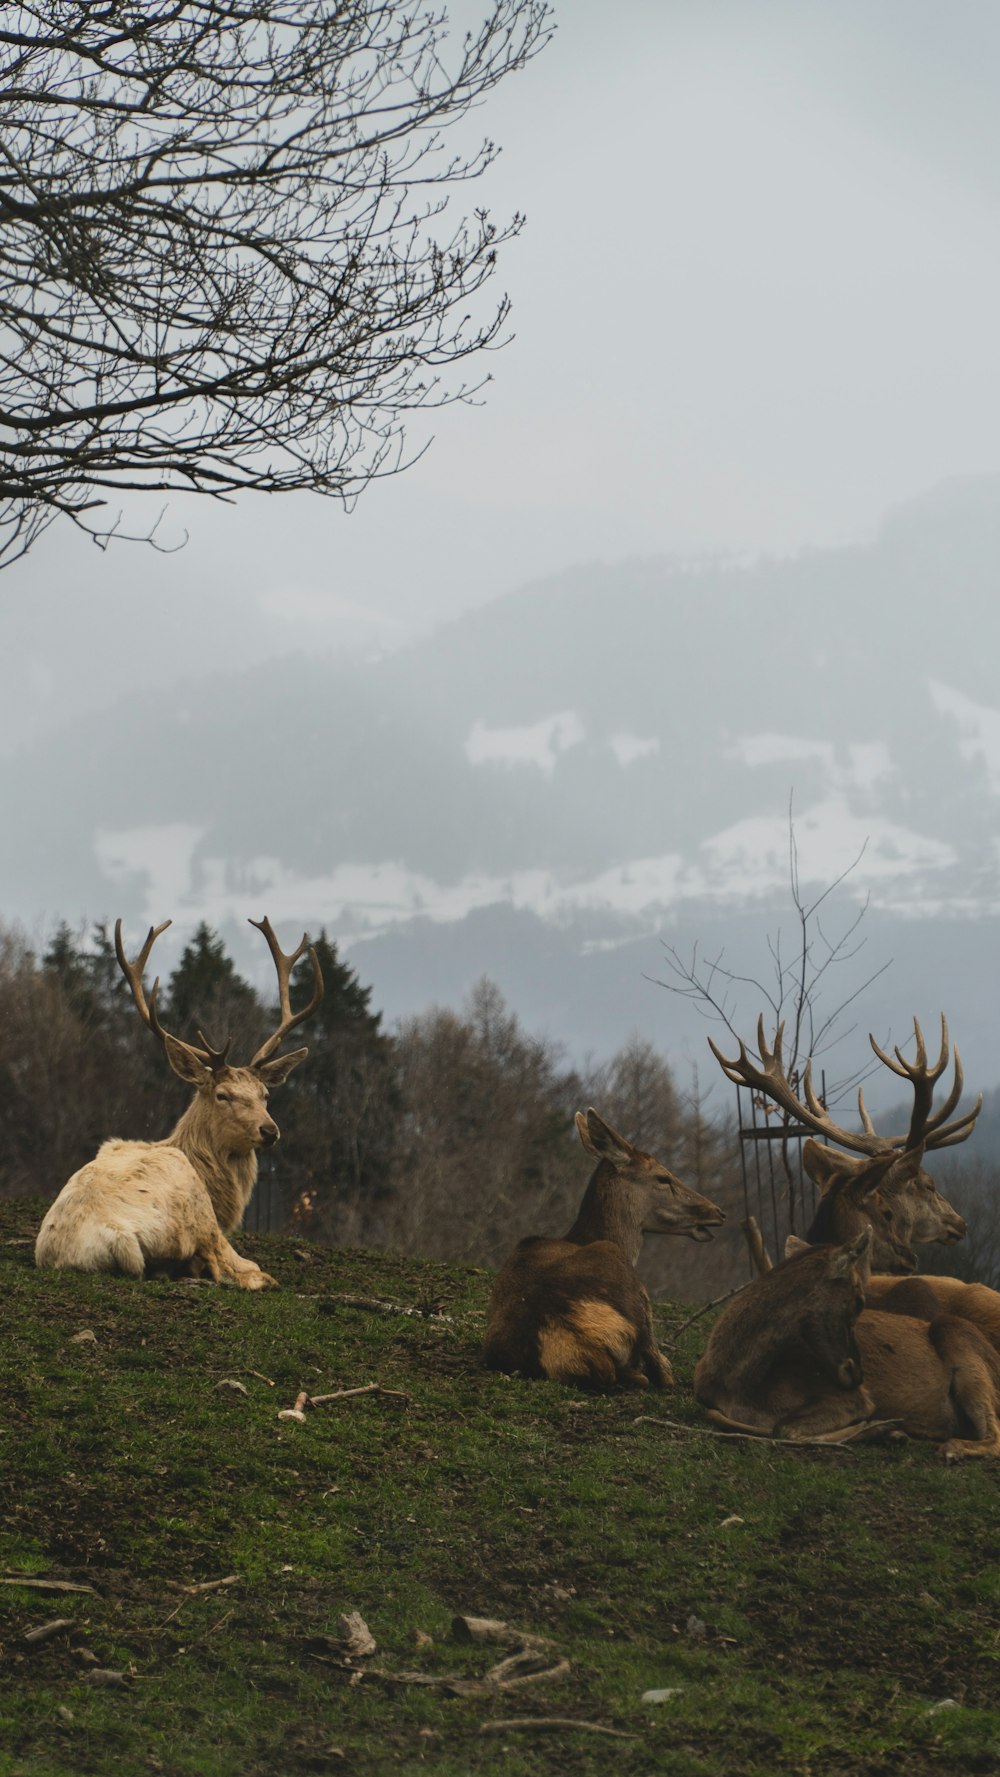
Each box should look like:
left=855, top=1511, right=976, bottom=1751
left=6, top=1, right=1000, bottom=713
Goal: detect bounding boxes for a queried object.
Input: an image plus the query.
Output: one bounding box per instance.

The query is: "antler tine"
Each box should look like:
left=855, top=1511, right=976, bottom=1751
left=870, top=1015, right=958, bottom=1150
left=115, top=917, right=212, bottom=1065
left=196, top=1027, right=233, bottom=1073
left=922, top=1039, right=982, bottom=1149
left=856, top=1087, right=878, bottom=1138
left=114, top=917, right=172, bottom=1034
left=248, top=915, right=324, bottom=1067
left=708, top=1015, right=883, bottom=1154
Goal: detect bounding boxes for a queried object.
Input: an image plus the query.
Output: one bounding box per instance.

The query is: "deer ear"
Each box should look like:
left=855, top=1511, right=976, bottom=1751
left=163, top=1033, right=213, bottom=1087
left=580, top=1108, right=635, bottom=1168
left=784, top=1234, right=811, bottom=1259
left=255, top=1046, right=309, bottom=1087
left=881, top=1147, right=924, bottom=1192
left=801, top=1140, right=846, bottom=1194
left=575, top=1110, right=598, bottom=1155
left=830, top=1225, right=874, bottom=1277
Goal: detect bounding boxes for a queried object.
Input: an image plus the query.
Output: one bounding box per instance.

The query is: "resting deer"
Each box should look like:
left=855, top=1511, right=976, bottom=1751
left=35, top=916, right=323, bottom=1290
left=711, top=1015, right=978, bottom=1273
left=484, top=1108, right=724, bottom=1389
left=695, top=1231, right=1000, bottom=1458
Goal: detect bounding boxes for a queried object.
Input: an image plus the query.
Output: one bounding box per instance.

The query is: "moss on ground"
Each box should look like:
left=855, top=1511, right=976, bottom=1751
left=2, top=1197, right=999, bottom=1776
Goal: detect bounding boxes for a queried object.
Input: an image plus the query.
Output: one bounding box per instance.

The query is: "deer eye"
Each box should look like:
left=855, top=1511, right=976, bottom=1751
left=216, top=1092, right=231, bottom=1103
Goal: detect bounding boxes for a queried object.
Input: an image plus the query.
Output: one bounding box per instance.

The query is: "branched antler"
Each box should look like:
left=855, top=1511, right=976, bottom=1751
left=249, top=916, right=324, bottom=1066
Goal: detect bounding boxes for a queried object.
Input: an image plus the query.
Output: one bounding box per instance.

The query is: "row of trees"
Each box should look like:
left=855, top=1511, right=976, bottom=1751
left=0, top=919, right=746, bottom=1297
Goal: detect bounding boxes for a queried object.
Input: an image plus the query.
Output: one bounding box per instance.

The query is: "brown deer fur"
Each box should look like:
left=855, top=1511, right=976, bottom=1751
left=866, top=1274, right=1000, bottom=1354
left=35, top=918, right=322, bottom=1290
left=484, top=1108, right=724, bottom=1389
left=696, top=1234, right=1000, bottom=1457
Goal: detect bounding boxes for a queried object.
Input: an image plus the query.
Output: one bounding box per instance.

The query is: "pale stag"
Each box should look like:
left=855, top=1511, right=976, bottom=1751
left=484, top=1108, right=725, bottom=1389
left=710, top=1015, right=979, bottom=1273
left=35, top=916, right=323, bottom=1289
left=694, top=1232, right=1000, bottom=1459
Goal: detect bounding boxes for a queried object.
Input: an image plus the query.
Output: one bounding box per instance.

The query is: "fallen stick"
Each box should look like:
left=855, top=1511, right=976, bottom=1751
left=309, top=1383, right=411, bottom=1407
left=23, top=1618, right=75, bottom=1646
left=486, top=1656, right=571, bottom=1690
left=634, top=1415, right=898, bottom=1450
left=177, top=1575, right=240, bottom=1596
left=0, top=1577, right=96, bottom=1595
left=324, top=1293, right=453, bottom=1322
left=480, top=1718, right=637, bottom=1740
left=665, top=1285, right=747, bottom=1348
left=306, top=1651, right=569, bottom=1695
left=452, top=1615, right=550, bottom=1650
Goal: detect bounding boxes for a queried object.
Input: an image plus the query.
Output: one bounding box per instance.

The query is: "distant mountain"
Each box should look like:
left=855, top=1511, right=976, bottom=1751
left=3, top=475, right=1000, bottom=1110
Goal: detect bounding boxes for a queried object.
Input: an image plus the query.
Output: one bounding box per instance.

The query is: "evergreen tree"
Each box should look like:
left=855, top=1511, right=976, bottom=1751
left=164, top=923, right=261, bottom=1053
left=278, top=932, right=400, bottom=1235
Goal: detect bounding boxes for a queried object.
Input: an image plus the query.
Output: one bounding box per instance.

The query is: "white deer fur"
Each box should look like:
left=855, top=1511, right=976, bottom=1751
left=36, top=1034, right=305, bottom=1290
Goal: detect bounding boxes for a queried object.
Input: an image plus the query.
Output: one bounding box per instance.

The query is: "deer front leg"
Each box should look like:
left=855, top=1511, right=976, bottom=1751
left=634, top=1286, right=674, bottom=1388
left=198, top=1227, right=277, bottom=1290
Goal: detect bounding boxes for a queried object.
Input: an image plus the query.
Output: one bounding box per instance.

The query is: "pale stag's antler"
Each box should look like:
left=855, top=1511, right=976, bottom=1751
left=708, top=1017, right=884, bottom=1155
left=248, top=916, right=324, bottom=1067
left=114, top=918, right=222, bottom=1070
left=865, top=1015, right=982, bottom=1152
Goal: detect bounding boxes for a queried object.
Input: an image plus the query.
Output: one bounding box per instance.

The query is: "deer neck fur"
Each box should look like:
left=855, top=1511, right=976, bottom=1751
left=161, top=1099, right=258, bottom=1236
left=565, top=1166, right=643, bottom=1265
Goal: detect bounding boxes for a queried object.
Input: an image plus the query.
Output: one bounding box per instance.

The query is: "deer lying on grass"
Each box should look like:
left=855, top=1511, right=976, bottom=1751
left=35, top=917, right=323, bottom=1290
left=863, top=1274, right=1000, bottom=1353
left=711, top=1015, right=978, bottom=1273
left=695, top=1231, right=1000, bottom=1458
left=484, top=1108, right=724, bottom=1389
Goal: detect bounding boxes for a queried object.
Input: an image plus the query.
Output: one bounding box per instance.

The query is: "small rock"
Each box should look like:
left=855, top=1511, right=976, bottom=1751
left=81, top=1667, right=130, bottom=1687
left=414, top=1629, right=433, bottom=1648
left=685, top=1614, right=707, bottom=1640
left=56, top=1706, right=75, bottom=1727
left=69, top=1329, right=97, bottom=1345
left=642, top=1688, right=683, bottom=1704
left=926, top=1699, right=960, bottom=1715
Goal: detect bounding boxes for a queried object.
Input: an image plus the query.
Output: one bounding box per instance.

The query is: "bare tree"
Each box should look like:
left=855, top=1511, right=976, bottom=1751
left=655, top=804, right=893, bottom=1253
left=0, top=1, right=552, bottom=566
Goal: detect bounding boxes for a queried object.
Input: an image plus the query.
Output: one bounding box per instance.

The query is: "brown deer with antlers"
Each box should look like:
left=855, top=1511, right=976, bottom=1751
left=484, top=1108, right=725, bottom=1389
left=35, top=916, right=323, bottom=1290
left=694, top=1230, right=1000, bottom=1459
left=710, top=1015, right=979, bottom=1274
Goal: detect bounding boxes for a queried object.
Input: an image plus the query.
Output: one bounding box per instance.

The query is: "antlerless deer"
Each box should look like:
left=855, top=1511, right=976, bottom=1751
left=484, top=1108, right=724, bottom=1388
left=35, top=917, right=323, bottom=1290
left=694, top=1230, right=1000, bottom=1459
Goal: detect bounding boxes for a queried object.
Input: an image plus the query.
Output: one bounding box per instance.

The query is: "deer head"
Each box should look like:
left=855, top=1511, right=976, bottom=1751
left=574, top=1108, right=725, bottom=1246
left=710, top=1015, right=977, bottom=1259
left=115, top=915, right=324, bottom=1156
left=775, top=1228, right=872, bottom=1391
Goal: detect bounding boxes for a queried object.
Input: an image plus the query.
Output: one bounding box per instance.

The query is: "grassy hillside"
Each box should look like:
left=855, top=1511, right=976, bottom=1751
left=2, top=1198, right=999, bottom=1777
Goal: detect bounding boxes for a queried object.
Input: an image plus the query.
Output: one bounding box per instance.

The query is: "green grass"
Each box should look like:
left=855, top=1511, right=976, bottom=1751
left=2, top=1197, right=1000, bottom=1776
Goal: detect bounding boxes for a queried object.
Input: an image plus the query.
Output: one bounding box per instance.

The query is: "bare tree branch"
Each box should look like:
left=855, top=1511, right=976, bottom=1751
left=0, top=1, right=553, bottom=566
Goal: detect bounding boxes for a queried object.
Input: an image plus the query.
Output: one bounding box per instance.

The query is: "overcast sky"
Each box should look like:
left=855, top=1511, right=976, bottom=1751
left=7, top=1, right=1000, bottom=711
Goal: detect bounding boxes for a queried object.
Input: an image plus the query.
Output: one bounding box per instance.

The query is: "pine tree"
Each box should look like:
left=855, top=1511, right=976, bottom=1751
left=164, top=923, right=261, bottom=1053
left=278, top=932, right=399, bottom=1237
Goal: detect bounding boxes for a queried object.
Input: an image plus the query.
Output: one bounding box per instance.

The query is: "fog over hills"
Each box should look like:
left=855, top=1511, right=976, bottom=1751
left=4, top=476, right=1000, bottom=1109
